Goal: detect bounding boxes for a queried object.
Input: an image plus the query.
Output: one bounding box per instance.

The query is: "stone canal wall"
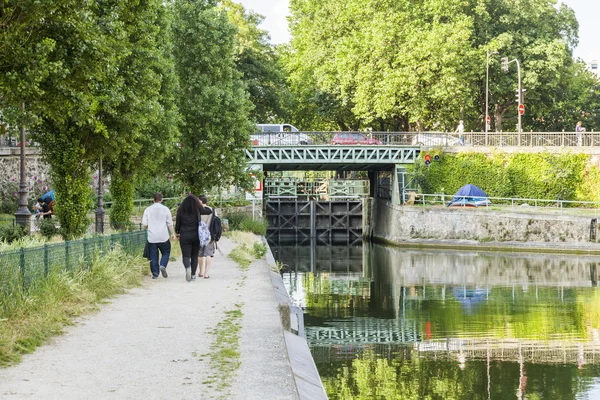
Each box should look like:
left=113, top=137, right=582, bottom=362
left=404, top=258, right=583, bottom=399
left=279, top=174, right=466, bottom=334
left=368, top=198, right=600, bottom=251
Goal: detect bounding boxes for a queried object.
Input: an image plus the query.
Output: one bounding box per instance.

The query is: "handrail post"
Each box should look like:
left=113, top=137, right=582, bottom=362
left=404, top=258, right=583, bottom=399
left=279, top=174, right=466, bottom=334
left=44, top=243, right=49, bottom=277
left=20, top=247, right=25, bottom=290
left=65, top=240, right=70, bottom=270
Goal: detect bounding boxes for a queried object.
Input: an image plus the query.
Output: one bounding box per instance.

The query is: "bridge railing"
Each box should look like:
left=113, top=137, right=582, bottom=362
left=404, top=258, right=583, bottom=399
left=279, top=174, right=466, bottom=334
left=248, top=131, right=599, bottom=147
left=264, top=178, right=370, bottom=200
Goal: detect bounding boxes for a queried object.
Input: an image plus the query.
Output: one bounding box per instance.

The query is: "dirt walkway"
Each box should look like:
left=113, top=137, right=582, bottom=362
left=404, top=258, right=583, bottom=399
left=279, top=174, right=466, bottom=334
left=0, top=236, right=298, bottom=400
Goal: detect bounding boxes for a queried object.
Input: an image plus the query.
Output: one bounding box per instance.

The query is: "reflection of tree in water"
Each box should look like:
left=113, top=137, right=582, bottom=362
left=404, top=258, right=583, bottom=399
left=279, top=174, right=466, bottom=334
left=319, top=347, right=599, bottom=400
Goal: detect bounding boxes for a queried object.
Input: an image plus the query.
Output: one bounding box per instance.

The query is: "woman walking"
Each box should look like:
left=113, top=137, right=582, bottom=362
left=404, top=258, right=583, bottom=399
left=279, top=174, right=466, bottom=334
left=175, top=194, right=212, bottom=281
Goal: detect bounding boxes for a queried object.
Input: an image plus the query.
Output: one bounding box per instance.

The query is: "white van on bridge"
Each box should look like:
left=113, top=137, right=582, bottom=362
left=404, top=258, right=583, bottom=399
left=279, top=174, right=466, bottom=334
left=251, top=124, right=312, bottom=145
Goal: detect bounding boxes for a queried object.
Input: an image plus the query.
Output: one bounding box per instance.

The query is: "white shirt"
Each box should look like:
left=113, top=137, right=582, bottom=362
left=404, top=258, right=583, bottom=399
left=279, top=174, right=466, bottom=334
left=142, top=202, right=173, bottom=243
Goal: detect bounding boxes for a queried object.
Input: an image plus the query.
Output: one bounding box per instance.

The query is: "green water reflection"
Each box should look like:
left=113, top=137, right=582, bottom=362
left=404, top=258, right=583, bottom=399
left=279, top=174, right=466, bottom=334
left=277, top=243, right=600, bottom=400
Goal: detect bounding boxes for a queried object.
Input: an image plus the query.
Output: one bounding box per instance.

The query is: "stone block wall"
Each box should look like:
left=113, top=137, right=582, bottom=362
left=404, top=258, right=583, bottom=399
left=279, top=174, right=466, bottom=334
left=371, top=199, right=599, bottom=244
left=0, top=148, right=51, bottom=195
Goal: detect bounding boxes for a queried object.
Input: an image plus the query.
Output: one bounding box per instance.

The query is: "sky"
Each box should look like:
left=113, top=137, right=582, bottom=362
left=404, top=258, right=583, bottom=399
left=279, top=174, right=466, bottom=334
left=237, top=0, right=597, bottom=61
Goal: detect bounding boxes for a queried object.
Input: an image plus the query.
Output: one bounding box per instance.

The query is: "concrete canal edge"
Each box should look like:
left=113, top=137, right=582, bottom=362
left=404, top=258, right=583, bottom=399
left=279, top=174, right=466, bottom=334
left=264, top=240, right=329, bottom=400
left=368, top=198, right=600, bottom=255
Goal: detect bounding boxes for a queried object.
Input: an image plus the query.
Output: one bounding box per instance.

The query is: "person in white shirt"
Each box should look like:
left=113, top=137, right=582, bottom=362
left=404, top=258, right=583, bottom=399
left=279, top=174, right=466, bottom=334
left=142, top=192, right=176, bottom=279
left=455, top=120, right=465, bottom=145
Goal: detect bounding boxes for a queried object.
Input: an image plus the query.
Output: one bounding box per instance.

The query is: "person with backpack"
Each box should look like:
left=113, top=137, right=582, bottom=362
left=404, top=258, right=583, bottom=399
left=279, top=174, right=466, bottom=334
left=198, top=195, right=218, bottom=279
left=175, top=194, right=212, bottom=282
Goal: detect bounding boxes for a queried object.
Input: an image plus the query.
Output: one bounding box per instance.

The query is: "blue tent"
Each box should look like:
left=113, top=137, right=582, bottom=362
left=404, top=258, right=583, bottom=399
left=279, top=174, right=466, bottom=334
left=448, top=184, right=491, bottom=207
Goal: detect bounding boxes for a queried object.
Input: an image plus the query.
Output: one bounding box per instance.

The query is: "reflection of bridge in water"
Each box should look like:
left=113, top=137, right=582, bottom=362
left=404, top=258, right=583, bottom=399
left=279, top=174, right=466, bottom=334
left=310, top=333, right=600, bottom=366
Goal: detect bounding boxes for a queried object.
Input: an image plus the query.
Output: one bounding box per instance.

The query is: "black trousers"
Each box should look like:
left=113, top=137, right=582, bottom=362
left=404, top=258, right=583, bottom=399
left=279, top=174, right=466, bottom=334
left=179, top=234, right=200, bottom=275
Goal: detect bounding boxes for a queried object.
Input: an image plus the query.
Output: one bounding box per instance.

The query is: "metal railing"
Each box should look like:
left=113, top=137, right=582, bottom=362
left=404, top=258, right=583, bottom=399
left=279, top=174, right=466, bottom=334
left=248, top=131, right=599, bottom=147
left=0, top=230, right=146, bottom=294
left=403, top=192, right=600, bottom=216
left=264, top=178, right=370, bottom=200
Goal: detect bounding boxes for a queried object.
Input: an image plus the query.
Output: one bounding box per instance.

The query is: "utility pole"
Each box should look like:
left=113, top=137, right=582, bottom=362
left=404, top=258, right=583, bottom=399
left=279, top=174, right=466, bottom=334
left=485, top=50, right=498, bottom=132
left=501, top=56, right=523, bottom=132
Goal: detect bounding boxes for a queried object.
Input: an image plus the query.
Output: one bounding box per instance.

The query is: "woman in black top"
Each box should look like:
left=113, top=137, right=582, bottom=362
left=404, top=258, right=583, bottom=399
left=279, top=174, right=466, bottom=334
left=175, top=194, right=212, bottom=281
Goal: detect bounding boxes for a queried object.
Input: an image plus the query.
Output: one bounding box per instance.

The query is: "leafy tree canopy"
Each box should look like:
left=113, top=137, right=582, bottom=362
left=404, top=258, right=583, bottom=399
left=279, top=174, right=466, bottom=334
left=285, top=0, right=600, bottom=132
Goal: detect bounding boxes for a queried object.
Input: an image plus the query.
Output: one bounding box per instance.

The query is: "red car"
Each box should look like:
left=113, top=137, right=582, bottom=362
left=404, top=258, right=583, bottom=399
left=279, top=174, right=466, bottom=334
left=330, top=133, right=382, bottom=145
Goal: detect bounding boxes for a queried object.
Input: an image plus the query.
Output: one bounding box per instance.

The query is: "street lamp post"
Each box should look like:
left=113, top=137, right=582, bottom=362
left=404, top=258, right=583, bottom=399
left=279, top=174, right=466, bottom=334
left=485, top=50, right=498, bottom=133
left=14, top=102, right=31, bottom=232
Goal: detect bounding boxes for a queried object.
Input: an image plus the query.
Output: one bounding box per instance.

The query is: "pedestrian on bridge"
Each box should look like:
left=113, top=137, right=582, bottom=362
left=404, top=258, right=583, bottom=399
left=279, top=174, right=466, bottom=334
left=455, top=120, right=465, bottom=146
left=142, top=192, right=176, bottom=279
left=576, top=121, right=585, bottom=146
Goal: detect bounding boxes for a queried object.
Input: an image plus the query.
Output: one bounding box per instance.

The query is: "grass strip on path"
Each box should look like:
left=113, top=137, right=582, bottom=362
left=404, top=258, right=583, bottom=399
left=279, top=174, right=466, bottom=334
left=199, top=231, right=267, bottom=400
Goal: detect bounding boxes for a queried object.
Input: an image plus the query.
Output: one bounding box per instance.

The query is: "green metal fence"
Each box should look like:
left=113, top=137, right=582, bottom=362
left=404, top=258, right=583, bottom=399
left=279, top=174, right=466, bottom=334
left=0, top=230, right=146, bottom=294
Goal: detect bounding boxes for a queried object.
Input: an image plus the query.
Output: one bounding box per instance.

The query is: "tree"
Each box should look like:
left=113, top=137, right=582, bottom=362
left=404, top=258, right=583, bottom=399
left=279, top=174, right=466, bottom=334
left=171, top=0, right=254, bottom=194
left=285, top=0, right=598, bottom=133
left=95, top=1, right=179, bottom=229
left=286, top=0, right=477, bottom=131
left=221, top=0, right=289, bottom=124
left=0, top=0, right=122, bottom=238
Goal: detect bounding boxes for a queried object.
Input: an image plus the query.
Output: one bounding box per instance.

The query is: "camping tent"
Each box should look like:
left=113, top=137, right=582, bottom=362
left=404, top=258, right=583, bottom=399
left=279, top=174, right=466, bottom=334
left=448, top=184, right=491, bottom=207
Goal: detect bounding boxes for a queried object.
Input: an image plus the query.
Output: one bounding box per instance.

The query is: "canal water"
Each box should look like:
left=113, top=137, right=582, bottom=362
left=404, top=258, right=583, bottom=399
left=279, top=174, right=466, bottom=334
left=271, top=242, right=600, bottom=400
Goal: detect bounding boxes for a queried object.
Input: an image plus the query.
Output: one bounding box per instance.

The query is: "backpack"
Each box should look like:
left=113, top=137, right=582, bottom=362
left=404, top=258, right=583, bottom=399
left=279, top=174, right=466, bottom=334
left=209, top=214, right=222, bottom=242
left=198, top=220, right=211, bottom=247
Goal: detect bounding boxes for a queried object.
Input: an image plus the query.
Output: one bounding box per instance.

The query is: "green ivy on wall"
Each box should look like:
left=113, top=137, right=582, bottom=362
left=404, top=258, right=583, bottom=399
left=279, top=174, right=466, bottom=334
left=408, top=151, right=592, bottom=201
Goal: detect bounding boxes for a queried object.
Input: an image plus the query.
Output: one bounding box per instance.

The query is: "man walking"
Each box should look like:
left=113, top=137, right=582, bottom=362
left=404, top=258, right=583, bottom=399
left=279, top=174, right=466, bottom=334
left=142, top=192, right=176, bottom=279
left=198, top=194, right=215, bottom=279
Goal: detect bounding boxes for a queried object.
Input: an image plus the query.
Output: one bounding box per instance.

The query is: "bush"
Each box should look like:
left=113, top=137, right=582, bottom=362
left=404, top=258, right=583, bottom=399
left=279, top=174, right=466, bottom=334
left=239, top=217, right=267, bottom=236
left=252, top=242, right=267, bottom=258
left=226, top=212, right=250, bottom=231
left=224, top=212, right=267, bottom=236
left=408, top=151, right=591, bottom=202
left=135, top=177, right=184, bottom=199
left=0, top=181, right=19, bottom=214
left=0, top=224, right=26, bottom=243
left=38, top=218, right=58, bottom=240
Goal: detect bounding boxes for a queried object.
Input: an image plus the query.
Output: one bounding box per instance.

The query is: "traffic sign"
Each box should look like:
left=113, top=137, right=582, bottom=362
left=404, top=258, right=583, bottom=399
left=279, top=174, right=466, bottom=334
left=518, top=103, right=525, bottom=115
left=486, top=115, right=491, bottom=125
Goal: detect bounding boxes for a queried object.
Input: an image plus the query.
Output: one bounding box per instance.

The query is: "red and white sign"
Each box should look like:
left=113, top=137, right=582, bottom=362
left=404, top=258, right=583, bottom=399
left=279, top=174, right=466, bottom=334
left=486, top=115, right=491, bottom=125
left=246, top=174, right=263, bottom=200
left=518, top=103, right=525, bottom=115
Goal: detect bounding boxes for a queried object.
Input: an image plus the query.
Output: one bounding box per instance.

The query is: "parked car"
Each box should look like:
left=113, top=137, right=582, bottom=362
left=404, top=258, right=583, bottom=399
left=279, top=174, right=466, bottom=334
left=330, top=132, right=383, bottom=145
left=411, top=132, right=465, bottom=146
left=250, top=124, right=312, bottom=145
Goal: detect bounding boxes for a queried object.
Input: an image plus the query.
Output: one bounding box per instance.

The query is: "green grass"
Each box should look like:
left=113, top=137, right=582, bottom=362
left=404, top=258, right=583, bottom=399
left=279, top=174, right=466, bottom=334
left=0, top=248, right=145, bottom=366
left=0, top=214, right=15, bottom=228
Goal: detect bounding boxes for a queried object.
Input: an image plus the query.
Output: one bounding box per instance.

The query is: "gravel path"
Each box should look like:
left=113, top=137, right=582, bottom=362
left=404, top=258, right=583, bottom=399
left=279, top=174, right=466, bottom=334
left=0, top=236, right=298, bottom=400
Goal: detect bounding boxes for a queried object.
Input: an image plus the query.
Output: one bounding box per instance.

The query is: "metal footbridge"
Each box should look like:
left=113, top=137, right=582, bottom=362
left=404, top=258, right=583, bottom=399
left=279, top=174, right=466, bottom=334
left=246, top=145, right=419, bottom=171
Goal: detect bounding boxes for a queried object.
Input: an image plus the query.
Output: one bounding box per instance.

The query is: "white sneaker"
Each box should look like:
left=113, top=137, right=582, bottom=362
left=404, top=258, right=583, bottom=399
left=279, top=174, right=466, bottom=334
left=185, top=267, right=191, bottom=282
left=191, top=274, right=196, bottom=281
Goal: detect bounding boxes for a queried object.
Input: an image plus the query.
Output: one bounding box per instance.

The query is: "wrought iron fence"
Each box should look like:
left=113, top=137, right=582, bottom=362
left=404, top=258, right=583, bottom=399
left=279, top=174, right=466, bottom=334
left=0, top=230, right=146, bottom=294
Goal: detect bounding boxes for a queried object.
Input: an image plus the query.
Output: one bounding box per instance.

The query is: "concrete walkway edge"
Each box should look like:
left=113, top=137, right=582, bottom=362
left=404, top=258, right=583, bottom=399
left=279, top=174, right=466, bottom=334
left=265, top=241, right=328, bottom=400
